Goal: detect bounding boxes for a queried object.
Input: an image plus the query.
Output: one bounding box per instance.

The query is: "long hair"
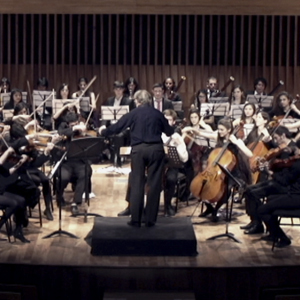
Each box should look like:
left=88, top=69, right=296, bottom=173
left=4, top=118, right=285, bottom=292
left=56, top=83, right=70, bottom=99
left=216, top=117, right=233, bottom=147
left=229, top=85, right=246, bottom=104
left=240, top=103, right=256, bottom=122
left=8, top=89, right=23, bottom=108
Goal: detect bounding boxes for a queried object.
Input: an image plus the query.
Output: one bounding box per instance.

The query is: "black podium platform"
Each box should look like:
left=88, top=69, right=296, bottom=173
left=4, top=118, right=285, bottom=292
left=90, top=217, right=198, bottom=256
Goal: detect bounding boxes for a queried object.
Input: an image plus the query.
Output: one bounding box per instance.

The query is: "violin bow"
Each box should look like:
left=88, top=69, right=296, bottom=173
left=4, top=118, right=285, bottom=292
left=29, top=91, right=54, bottom=118
left=84, top=93, right=99, bottom=127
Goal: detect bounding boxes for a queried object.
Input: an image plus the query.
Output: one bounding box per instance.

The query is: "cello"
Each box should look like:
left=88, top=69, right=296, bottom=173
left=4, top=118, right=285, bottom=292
left=190, top=125, right=241, bottom=203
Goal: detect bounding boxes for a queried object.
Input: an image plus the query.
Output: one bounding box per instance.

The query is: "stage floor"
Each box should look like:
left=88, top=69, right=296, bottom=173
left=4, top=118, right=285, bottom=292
left=1, top=163, right=300, bottom=299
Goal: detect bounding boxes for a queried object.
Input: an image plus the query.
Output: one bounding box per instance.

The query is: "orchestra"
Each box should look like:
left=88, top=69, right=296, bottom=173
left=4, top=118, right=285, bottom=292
left=1, top=73, right=300, bottom=248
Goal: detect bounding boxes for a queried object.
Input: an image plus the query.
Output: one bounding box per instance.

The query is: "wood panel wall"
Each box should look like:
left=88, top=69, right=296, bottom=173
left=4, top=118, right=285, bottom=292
left=0, top=0, right=300, bottom=15
left=0, top=14, right=299, bottom=111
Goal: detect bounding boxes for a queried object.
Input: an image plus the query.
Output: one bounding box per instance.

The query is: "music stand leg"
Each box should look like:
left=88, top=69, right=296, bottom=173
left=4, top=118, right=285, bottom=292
left=43, top=162, right=79, bottom=239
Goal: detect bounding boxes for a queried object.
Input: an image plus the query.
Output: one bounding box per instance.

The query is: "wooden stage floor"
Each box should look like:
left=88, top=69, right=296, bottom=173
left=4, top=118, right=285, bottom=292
left=1, top=163, right=300, bottom=300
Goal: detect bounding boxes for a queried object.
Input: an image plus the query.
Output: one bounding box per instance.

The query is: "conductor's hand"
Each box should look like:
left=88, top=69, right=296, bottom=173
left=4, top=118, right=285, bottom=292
left=98, top=125, right=106, bottom=136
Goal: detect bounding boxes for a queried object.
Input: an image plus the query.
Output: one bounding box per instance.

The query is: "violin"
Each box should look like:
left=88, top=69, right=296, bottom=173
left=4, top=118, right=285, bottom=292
left=270, top=154, right=300, bottom=170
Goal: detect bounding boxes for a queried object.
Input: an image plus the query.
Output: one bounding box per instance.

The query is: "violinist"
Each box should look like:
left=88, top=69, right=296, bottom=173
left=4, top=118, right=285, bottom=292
left=188, top=117, right=253, bottom=221
left=268, top=91, right=300, bottom=119
left=0, top=146, right=31, bottom=243
left=182, top=109, right=213, bottom=174
left=242, top=126, right=297, bottom=235
left=55, top=112, right=92, bottom=215
left=257, top=139, right=300, bottom=248
left=163, top=77, right=183, bottom=102
left=72, top=77, right=99, bottom=127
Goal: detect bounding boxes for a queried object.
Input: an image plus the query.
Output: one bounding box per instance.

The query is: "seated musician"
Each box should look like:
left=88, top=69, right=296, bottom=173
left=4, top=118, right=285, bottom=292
left=162, top=77, right=183, bottom=102
left=151, top=83, right=174, bottom=112
left=124, top=77, right=140, bottom=101
left=182, top=109, right=213, bottom=175
left=72, top=77, right=99, bottom=128
left=162, top=109, right=193, bottom=216
left=0, top=77, right=10, bottom=94
left=268, top=91, right=300, bottom=119
left=192, top=89, right=215, bottom=127
left=229, top=85, right=247, bottom=105
left=0, top=146, right=30, bottom=243
left=3, top=88, right=25, bottom=110
left=186, top=117, right=253, bottom=221
left=246, top=77, right=268, bottom=97
left=55, top=112, right=92, bottom=215
left=205, top=76, right=226, bottom=99
left=241, top=126, right=297, bottom=235
left=257, top=139, right=300, bottom=248
left=102, top=81, right=134, bottom=167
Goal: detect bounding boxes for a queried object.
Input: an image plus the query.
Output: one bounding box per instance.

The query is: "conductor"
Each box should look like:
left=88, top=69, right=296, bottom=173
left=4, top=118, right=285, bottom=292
left=99, top=90, right=174, bottom=227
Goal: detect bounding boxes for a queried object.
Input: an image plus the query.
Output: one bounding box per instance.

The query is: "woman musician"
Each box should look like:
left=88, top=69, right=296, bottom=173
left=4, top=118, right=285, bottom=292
left=163, top=77, right=183, bottom=102
left=187, top=117, right=253, bottom=221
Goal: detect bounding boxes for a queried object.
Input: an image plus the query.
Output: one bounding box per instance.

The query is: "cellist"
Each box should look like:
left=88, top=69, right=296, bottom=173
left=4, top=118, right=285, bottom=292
left=187, top=117, right=253, bottom=221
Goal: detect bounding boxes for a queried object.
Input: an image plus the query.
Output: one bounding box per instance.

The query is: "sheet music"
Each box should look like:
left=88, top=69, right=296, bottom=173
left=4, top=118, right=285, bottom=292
left=230, top=105, right=244, bottom=119
left=79, top=97, right=91, bottom=112
left=243, top=123, right=255, bottom=138
left=101, top=105, right=129, bottom=121
left=33, top=90, right=54, bottom=108
left=209, top=97, right=229, bottom=103
left=2, top=109, right=13, bottom=120
left=171, top=101, right=182, bottom=112
left=246, top=95, right=274, bottom=108
left=201, top=103, right=229, bottom=117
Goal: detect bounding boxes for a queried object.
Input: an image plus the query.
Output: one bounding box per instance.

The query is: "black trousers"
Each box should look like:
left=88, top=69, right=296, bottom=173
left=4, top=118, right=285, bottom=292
left=244, top=180, right=288, bottom=222
left=129, top=143, right=165, bottom=224
left=57, top=160, right=92, bottom=205
left=258, top=194, right=300, bottom=239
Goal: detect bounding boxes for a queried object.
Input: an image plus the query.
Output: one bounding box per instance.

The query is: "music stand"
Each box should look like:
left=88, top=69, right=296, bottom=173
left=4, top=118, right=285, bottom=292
left=206, top=162, right=243, bottom=243
left=43, top=152, right=79, bottom=239
left=165, top=146, right=183, bottom=168
left=209, top=97, right=229, bottom=103
left=171, top=101, right=183, bottom=112
left=67, top=137, right=106, bottom=222
left=230, top=104, right=244, bottom=120
left=80, top=97, right=91, bottom=113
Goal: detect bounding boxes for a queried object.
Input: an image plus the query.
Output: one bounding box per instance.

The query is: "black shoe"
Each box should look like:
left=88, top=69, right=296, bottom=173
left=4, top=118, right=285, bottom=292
left=145, top=222, right=155, bottom=227
left=44, top=208, right=54, bottom=221
left=13, top=227, right=30, bottom=243
left=240, top=221, right=254, bottom=230
left=71, top=204, right=79, bottom=216
left=260, top=234, right=275, bottom=242
left=199, top=207, right=213, bottom=218
left=117, top=207, right=130, bottom=217
left=127, top=220, right=141, bottom=228
left=165, top=205, right=175, bottom=217
left=275, top=238, right=291, bottom=248
left=244, top=223, right=264, bottom=235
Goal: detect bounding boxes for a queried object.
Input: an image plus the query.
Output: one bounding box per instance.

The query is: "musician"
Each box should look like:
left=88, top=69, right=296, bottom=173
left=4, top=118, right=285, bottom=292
left=187, top=117, right=253, bottom=221
left=152, top=83, right=174, bottom=112
left=0, top=146, right=30, bottom=243
left=37, top=77, right=49, bottom=91
left=72, top=77, right=99, bottom=127
left=182, top=109, right=213, bottom=174
left=163, top=109, right=193, bottom=216
left=163, top=77, right=182, bottom=102
left=257, top=140, right=300, bottom=247
left=124, top=77, right=140, bottom=101
left=242, top=126, right=297, bottom=235
left=193, top=89, right=215, bottom=127
left=205, top=76, right=226, bottom=99
left=229, top=85, right=246, bottom=105
left=55, top=112, right=92, bottom=215
left=0, top=77, right=10, bottom=93
left=246, top=77, right=268, bottom=96
left=232, top=103, right=256, bottom=128
left=269, top=91, right=300, bottom=119
left=3, top=89, right=25, bottom=110
left=103, top=81, right=134, bottom=167
left=99, top=90, right=174, bottom=227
